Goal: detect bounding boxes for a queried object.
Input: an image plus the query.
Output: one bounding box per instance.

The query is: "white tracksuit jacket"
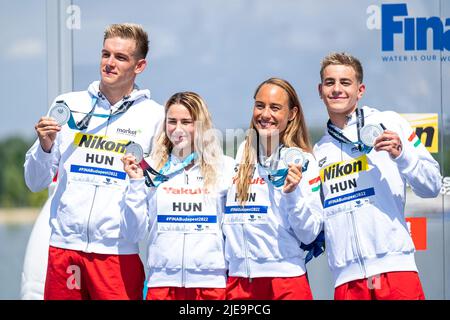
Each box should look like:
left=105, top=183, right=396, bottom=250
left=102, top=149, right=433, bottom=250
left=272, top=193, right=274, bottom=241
left=222, top=142, right=324, bottom=279
left=122, top=155, right=235, bottom=288
left=313, top=106, right=442, bottom=287
left=24, top=81, right=164, bottom=254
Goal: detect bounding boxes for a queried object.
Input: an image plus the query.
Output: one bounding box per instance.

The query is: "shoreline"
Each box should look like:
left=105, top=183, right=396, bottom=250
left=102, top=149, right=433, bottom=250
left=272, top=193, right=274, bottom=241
left=0, top=208, right=39, bottom=225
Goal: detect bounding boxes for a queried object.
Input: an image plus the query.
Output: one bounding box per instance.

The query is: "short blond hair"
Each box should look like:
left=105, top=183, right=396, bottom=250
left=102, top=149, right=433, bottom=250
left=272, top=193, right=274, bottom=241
left=320, top=52, right=363, bottom=83
left=104, top=23, right=149, bottom=59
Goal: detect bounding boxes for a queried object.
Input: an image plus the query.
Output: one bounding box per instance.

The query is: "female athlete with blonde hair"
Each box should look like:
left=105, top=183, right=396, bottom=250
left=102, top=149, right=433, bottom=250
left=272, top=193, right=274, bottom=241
left=121, top=91, right=234, bottom=300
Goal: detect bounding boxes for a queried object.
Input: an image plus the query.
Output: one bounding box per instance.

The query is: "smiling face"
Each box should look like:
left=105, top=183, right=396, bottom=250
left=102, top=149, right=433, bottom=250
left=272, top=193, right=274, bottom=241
left=100, top=37, right=146, bottom=92
left=252, top=84, right=297, bottom=138
left=318, top=64, right=365, bottom=119
left=166, top=103, right=195, bottom=154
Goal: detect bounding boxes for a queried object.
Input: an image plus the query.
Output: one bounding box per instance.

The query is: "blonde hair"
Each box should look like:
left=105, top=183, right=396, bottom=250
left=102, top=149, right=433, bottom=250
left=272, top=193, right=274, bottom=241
left=320, top=52, right=364, bottom=83
left=151, top=92, right=223, bottom=190
left=104, top=23, right=149, bottom=59
left=236, top=78, right=312, bottom=205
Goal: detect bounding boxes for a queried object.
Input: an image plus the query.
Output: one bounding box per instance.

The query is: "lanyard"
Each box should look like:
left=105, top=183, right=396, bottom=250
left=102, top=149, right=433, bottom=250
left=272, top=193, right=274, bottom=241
left=256, top=134, right=288, bottom=187
left=327, top=108, right=372, bottom=153
left=140, top=160, right=169, bottom=188
left=63, top=94, right=135, bottom=131
left=141, top=152, right=198, bottom=188
left=161, top=153, right=198, bottom=175
left=255, top=135, right=310, bottom=187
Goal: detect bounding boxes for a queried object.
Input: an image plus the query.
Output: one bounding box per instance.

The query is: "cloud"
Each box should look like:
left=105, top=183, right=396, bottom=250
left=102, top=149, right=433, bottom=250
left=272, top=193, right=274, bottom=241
left=4, top=39, right=44, bottom=60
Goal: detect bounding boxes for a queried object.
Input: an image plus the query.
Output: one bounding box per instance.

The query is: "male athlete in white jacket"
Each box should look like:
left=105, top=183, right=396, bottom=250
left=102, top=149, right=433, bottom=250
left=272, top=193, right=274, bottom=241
left=314, top=52, right=441, bottom=300
left=24, top=23, right=164, bottom=300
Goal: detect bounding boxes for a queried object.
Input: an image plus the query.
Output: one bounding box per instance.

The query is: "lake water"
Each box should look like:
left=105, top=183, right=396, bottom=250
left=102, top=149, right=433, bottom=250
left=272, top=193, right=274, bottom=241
left=0, top=223, right=33, bottom=299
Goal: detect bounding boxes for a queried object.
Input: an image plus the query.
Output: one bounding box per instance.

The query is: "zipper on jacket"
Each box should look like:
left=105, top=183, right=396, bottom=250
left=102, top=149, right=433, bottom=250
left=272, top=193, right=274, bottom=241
left=181, top=169, right=189, bottom=287
left=341, top=141, right=367, bottom=278
left=85, top=105, right=113, bottom=252
left=349, top=210, right=367, bottom=277
left=181, top=233, right=186, bottom=287
left=242, top=224, right=252, bottom=282
left=85, top=186, right=98, bottom=252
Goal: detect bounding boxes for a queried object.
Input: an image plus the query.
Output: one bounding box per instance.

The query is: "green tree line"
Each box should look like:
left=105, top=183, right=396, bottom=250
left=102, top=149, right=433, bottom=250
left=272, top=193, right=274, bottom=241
left=0, top=136, right=47, bottom=208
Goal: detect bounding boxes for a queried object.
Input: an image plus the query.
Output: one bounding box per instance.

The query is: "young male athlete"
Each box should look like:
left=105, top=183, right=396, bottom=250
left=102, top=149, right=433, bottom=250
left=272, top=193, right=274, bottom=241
left=314, top=52, right=441, bottom=300
left=24, top=23, right=164, bottom=300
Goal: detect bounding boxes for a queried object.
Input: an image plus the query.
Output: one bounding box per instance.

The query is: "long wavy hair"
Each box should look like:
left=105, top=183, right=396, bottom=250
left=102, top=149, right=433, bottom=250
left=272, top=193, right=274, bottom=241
left=236, top=78, right=312, bottom=204
left=151, top=91, right=223, bottom=190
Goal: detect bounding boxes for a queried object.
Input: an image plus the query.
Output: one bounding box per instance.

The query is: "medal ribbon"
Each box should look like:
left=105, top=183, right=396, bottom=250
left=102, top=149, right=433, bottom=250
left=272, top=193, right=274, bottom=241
left=327, top=108, right=373, bottom=153
left=56, top=93, right=135, bottom=131
left=140, top=152, right=198, bottom=188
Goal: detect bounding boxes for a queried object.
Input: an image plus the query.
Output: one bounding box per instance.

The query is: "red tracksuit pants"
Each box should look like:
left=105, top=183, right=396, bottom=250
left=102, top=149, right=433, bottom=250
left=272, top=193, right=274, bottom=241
left=334, top=271, right=425, bottom=300
left=226, top=274, right=313, bottom=300
left=44, top=246, right=145, bottom=300
left=146, top=287, right=226, bottom=300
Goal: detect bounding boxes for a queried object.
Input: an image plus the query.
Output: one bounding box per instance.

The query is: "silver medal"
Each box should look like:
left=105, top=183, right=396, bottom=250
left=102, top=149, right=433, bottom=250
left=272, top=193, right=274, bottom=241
left=360, top=123, right=384, bottom=147
left=282, top=147, right=305, bottom=167
left=125, top=142, right=144, bottom=163
left=49, top=102, right=71, bottom=126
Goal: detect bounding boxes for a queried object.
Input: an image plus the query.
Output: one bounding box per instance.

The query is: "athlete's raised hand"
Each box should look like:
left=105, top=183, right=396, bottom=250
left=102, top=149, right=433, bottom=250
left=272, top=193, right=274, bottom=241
left=283, top=163, right=303, bottom=193
left=121, top=154, right=144, bottom=179
left=374, top=130, right=403, bottom=159
left=35, top=117, right=61, bottom=153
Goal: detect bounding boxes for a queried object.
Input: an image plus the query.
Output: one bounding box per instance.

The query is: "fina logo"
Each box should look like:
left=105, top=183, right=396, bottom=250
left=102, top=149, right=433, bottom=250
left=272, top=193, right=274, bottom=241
left=367, top=3, right=450, bottom=55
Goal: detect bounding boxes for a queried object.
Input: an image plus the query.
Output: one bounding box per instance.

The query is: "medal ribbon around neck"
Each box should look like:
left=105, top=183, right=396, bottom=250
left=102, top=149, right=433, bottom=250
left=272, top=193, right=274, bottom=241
left=326, top=108, right=373, bottom=153
left=256, top=135, right=310, bottom=187
left=140, top=152, right=198, bottom=188
left=53, top=93, right=135, bottom=131
left=256, top=134, right=288, bottom=187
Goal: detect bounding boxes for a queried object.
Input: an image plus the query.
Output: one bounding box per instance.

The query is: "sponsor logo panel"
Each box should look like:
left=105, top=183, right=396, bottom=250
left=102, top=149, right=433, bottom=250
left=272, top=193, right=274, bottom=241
left=406, top=217, right=427, bottom=250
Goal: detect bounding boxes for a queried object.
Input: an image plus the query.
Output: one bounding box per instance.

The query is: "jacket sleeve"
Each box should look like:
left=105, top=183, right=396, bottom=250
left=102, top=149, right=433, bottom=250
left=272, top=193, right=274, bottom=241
left=121, top=177, right=156, bottom=243
left=389, top=112, right=442, bottom=198
left=281, top=154, right=324, bottom=245
left=24, top=137, right=61, bottom=192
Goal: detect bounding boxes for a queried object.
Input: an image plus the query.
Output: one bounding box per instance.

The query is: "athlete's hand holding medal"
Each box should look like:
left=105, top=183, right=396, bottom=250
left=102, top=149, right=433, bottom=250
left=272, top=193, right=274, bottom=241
left=122, top=142, right=170, bottom=187
left=360, top=122, right=403, bottom=158
left=35, top=102, right=71, bottom=153
left=328, top=108, right=402, bottom=158
left=122, top=154, right=144, bottom=180
left=282, top=147, right=305, bottom=194
left=283, top=163, right=303, bottom=193
left=38, top=95, right=136, bottom=154
left=258, top=143, right=309, bottom=193
left=373, top=130, right=403, bottom=159
left=122, top=142, right=145, bottom=179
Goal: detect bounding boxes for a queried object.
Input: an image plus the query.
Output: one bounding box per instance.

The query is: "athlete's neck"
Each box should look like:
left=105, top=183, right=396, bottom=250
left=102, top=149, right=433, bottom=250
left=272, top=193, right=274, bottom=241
left=172, top=148, right=195, bottom=171
left=259, top=134, right=281, bottom=157
left=328, top=106, right=357, bottom=129
left=172, top=147, right=194, bottom=162
left=99, top=82, right=135, bottom=106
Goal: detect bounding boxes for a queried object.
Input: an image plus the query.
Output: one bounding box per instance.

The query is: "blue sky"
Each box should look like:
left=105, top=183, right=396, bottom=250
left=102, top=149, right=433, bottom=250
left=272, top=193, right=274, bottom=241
left=1, top=0, right=448, bottom=139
